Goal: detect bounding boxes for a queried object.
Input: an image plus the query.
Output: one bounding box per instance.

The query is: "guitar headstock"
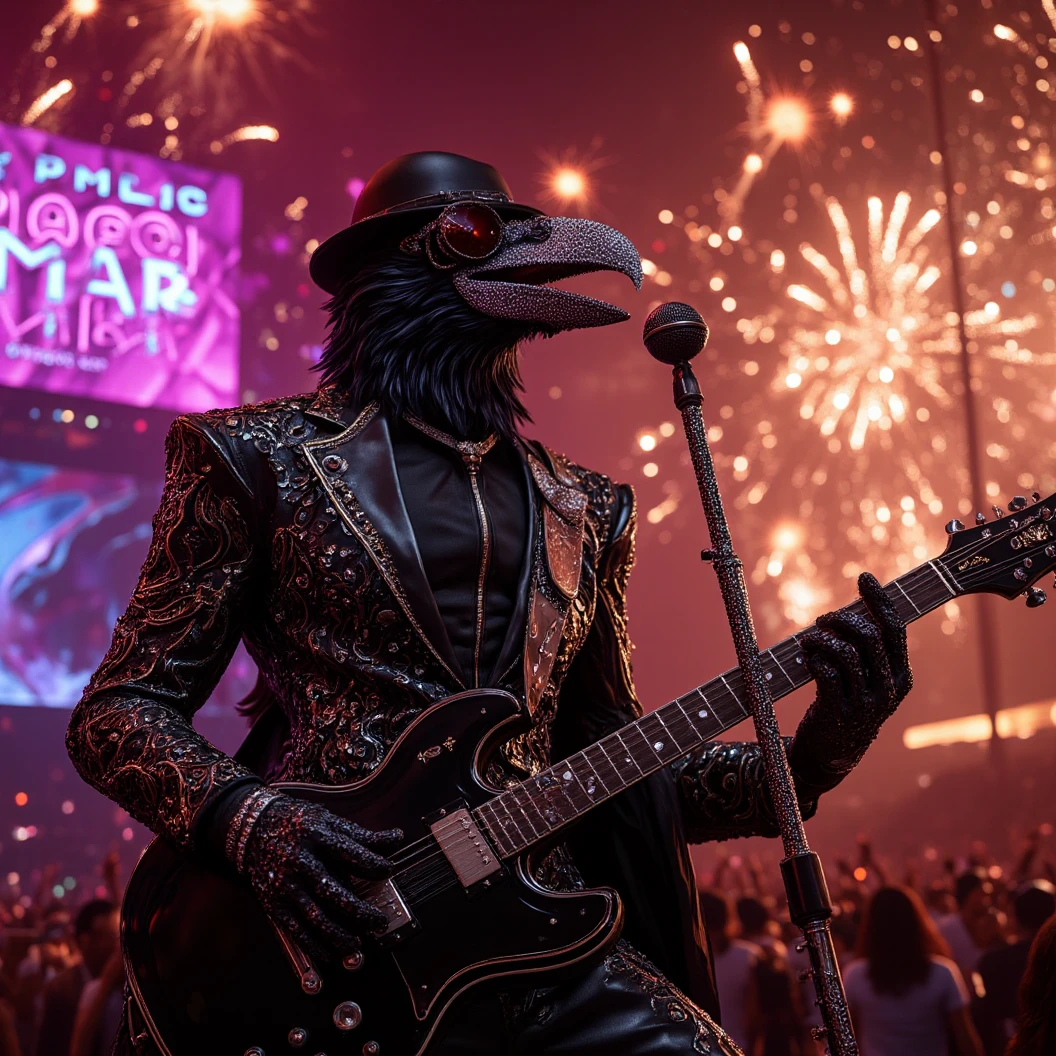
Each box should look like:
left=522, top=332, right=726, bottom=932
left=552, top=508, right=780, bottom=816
left=940, top=491, right=1056, bottom=605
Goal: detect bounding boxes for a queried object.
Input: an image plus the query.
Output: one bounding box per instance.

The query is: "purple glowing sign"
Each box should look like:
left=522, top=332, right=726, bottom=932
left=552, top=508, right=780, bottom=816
left=0, top=123, right=241, bottom=413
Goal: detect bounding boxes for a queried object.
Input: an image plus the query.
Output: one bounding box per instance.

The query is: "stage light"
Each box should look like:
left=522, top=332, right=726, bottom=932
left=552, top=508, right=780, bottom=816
left=551, top=168, right=586, bottom=201
left=904, top=701, right=1056, bottom=749
left=743, top=153, right=763, bottom=174
left=765, top=97, right=810, bottom=143
left=68, top=0, right=99, bottom=15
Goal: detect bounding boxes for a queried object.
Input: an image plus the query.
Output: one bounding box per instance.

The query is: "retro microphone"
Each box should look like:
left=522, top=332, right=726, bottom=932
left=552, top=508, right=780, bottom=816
left=644, top=302, right=860, bottom=1056
left=642, top=300, right=709, bottom=365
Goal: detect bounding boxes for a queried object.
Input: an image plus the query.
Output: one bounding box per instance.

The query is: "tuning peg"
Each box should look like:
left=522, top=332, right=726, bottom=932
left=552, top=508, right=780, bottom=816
left=1009, top=496, right=1028, bottom=511
left=1033, top=492, right=1042, bottom=503
left=975, top=512, right=987, bottom=525
left=945, top=519, right=965, bottom=534
left=992, top=505, right=1004, bottom=518
left=1026, top=587, right=1047, bottom=608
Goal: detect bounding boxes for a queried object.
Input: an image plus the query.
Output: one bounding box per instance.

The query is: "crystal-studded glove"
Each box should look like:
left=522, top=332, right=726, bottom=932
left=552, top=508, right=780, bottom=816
left=226, top=788, right=403, bottom=963
left=788, top=571, right=913, bottom=795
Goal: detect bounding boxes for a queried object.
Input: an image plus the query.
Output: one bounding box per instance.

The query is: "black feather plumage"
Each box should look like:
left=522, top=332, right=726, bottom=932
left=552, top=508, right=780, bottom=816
left=314, top=249, right=548, bottom=439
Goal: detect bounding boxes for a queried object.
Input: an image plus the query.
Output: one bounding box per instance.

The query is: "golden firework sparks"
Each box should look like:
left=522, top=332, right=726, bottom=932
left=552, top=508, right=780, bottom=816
left=21, top=79, right=74, bottom=125
left=209, top=122, right=280, bottom=153
left=117, top=0, right=309, bottom=129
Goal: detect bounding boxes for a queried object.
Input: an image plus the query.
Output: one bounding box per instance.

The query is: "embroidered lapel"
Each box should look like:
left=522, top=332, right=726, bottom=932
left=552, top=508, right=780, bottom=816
left=303, top=397, right=465, bottom=690
left=521, top=448, right=589, bottom=715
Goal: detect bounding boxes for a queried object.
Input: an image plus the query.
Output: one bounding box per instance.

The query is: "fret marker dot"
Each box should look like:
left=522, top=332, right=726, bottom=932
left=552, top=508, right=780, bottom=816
left=796, top=656, right=804, bottom=664
left=562, top=770, right=572, bottom=781
left=765, top=671, right=772, bottom=680
left=698, top=709, right=709, bottom=718
left=654, top=741, right=664, bottom=751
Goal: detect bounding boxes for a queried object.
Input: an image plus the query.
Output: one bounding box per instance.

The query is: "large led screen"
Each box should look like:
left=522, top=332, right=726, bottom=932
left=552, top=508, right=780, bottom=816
left=0, top=123, right=241, bottom=413
left=0, top=457, right=254, bottom=709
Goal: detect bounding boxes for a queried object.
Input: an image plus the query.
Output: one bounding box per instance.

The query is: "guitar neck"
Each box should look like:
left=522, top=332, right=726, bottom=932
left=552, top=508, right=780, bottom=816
left=477, top=557, right=962, bottom=859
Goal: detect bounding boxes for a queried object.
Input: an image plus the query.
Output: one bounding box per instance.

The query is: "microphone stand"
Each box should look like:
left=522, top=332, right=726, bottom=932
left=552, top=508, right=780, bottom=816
left=669, top=359, right=858, bottom=1056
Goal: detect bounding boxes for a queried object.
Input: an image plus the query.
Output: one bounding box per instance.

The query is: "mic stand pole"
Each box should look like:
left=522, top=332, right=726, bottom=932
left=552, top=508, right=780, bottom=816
left=670, top=359, right=858, bottom=1056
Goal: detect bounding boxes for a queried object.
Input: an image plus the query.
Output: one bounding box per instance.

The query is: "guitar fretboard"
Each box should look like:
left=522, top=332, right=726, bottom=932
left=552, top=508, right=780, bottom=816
left=476, top=559, right=961, bottom=858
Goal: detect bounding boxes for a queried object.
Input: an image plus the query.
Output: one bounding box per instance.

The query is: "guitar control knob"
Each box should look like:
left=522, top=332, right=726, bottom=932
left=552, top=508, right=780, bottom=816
left=244, top=1050, right=265, bottom=1056
left=1026, top=588, right=1047, bottom=608
left=288, top=1028, right=308, bottom=1047
left=363, top=1044, right=380, bottom=1056
left=342, top=951, right=364, bottom=971
left=945, top=519, right=965, bottom=534
left=333, top=1002, right=362, bottom=1031
left=300, top=971, right=322, bottom=995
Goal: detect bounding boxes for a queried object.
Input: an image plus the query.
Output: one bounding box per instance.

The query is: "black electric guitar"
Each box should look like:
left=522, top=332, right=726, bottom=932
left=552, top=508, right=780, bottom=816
left=122, top=495, right=1056, bottom=1056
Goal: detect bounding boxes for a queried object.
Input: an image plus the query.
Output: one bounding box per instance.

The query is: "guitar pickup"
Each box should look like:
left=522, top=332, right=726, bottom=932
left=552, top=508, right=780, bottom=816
left=429, top=807, right=502, bottom=890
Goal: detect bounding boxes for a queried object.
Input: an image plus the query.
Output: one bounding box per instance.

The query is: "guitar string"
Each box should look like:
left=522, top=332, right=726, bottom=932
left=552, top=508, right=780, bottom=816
left=383, top=577, right=954, bottom=878
left=369, top=528, right=1049, bottom=893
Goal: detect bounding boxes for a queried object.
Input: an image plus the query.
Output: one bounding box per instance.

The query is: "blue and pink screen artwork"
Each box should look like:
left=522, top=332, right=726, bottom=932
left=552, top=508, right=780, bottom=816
left=0, top=457, right=255, bottom=709
left=0, top=122, right=241, bottom=413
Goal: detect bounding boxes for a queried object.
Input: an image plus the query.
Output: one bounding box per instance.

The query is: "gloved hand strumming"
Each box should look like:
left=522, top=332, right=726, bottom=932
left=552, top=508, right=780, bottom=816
left=229, top=790, right=403, bottom=963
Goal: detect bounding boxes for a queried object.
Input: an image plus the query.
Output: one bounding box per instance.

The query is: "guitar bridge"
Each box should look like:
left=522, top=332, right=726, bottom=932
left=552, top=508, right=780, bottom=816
left=361, top=878, right=412, bottom=936
left=429, top=806, right=502, bottom=889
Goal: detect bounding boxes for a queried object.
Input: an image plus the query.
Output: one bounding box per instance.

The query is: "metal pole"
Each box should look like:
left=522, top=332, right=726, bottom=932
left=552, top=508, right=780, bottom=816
left=924, top=0, right=1003, bottom=750
left=670, top=360, right=858, bottom=1056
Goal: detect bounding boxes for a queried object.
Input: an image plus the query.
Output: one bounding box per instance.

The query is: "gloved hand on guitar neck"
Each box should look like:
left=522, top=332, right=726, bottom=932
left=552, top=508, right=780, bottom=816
left=789, top=571, right=913, bottom=793
left=213, top=788, right=403, bottom=963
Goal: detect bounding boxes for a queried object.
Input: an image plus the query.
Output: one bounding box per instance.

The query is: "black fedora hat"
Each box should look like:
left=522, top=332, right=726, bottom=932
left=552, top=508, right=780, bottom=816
left=309, top=151, right=544, bottom=295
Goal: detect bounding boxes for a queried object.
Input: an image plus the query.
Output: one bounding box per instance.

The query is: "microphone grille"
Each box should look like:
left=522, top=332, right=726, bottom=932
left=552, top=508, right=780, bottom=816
left=642, top=302, right=709, bottom=365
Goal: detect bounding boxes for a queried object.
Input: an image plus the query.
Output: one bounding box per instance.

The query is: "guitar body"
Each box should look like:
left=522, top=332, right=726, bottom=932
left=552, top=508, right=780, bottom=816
left=122, top=689, right=622, bottom=1056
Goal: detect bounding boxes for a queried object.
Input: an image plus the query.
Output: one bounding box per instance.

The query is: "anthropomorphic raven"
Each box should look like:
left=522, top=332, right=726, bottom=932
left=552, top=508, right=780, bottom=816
left=68, top=152, right=912, bottom=1055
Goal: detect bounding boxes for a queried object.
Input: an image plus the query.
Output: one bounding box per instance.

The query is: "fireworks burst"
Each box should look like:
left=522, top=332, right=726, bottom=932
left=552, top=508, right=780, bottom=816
left=775, top=192, right=1046, bottom=454
left=709, top=190, right=1050, bottom=592
left=30, top=0, right=101, bottom=55
left=627, top=12, right=1056, bottom=631
left=726, top=39, right=814, bottom=221
left=5, top=0, right=310, bottom=158
left=115, top=0, right=310, bottom=138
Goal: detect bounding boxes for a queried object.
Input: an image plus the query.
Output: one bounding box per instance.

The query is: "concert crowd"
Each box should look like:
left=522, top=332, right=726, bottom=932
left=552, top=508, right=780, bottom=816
left=2, top=831, right=1055, bottom=1056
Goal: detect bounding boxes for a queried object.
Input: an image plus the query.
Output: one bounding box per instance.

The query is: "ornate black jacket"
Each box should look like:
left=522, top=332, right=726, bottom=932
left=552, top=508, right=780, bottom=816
left=67, top=385, right=830, bottom=1017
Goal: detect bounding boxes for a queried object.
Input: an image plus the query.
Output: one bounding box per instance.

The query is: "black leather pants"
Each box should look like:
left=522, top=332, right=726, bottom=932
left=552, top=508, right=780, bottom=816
left=428, top=942, right=743, bottom=1056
